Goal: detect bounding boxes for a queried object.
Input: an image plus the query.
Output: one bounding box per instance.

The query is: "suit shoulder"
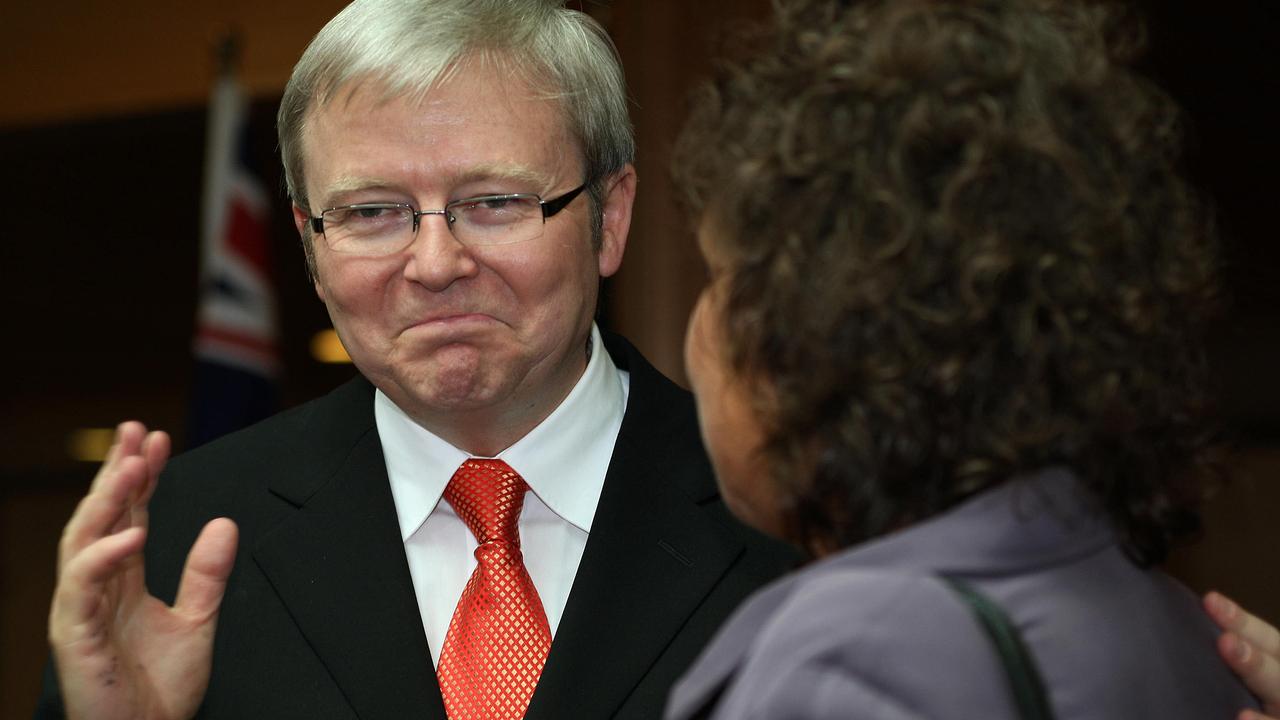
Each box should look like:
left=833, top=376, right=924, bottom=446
left=143, top=377, right=376, bottom=599
left=146, top=376, right=375, bottom=532
left=166, top=376, right=373, bottom=480
left=604, top=331, right=697, bottom=416
left=603, top=329, right=798, bottom=570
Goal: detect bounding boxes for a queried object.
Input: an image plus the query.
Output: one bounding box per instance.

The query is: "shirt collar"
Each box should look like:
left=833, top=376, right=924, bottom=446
left=377, top=324, right=629, bottom=541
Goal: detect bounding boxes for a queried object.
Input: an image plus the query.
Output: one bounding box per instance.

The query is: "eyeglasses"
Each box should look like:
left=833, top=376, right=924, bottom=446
left=308, top=183, right=586, bottom=256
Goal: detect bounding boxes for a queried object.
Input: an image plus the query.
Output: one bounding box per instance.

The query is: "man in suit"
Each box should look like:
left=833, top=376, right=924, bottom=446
left=41, top=1, right=795, bottom=718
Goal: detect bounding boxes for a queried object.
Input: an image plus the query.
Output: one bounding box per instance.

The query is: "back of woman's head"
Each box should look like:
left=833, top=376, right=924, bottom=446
left=676, top=0, right=1222, bottom=562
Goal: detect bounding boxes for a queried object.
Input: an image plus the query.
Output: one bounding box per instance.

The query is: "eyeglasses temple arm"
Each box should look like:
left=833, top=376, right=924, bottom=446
left=540, top=183, right=587, bottom=219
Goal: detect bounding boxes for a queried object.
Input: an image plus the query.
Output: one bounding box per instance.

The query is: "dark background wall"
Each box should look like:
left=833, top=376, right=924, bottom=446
left=2, top=1, right=1276, bottom=717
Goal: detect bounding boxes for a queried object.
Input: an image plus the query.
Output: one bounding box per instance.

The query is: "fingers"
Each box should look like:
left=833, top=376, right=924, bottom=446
left=1219, top=632, right=1280, bottom=714
left=118, top=428, right=169, bottom=586
left=136, top=427, right=171, bottom=507
left=112, top=426, right=169, bottom=536
left=1208, top=592, right=1280, bottom=714
left=60, top=455, right=149, bottom=573
left=54, top=421, right=172, bottom=633
left=50, top=526, right=147, bottom=638
left=174, top=518, right=239, bottom=623
left=1207, top=592, right=1280, bottom=657
left=90, top=421, right=145, bottom=493
left=61, top=423, right=169, bottom=567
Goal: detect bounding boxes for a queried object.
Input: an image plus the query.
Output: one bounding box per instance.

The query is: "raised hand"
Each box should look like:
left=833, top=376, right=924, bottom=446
left=47, top=421, right=238, bottom=720
left=1205, top=591, right=1280, bottom=720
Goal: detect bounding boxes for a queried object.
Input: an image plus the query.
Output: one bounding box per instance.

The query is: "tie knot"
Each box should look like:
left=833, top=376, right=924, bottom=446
left=444, top=459, right=529, bottom=545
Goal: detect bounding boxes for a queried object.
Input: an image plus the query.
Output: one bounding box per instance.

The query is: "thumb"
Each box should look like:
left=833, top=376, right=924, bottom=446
left=174, top=518, right=239, bottom=621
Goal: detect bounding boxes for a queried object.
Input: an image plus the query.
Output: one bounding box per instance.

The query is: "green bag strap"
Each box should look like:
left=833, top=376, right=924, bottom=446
left=941, top=578, right=1057, bottom=720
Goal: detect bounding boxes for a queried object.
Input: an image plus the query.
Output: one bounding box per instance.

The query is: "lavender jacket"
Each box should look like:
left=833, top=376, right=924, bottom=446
left=666, top=468, right=1258, bottom=719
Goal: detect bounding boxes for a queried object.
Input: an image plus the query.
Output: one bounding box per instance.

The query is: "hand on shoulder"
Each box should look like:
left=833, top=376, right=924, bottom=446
left=1205, top=591, right=1280, bottom=718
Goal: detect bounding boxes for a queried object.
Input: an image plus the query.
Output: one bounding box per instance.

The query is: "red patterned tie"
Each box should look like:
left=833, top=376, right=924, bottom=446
left=436, top=459, right=552, bottom=720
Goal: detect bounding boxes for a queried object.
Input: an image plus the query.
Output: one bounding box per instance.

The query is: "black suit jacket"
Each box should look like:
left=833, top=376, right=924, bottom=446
left=37, top=333, right=796, bottom=719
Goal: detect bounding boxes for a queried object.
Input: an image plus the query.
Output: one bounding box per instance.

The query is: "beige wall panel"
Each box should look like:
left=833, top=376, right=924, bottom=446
left=0, top=0, right=348, bottom=128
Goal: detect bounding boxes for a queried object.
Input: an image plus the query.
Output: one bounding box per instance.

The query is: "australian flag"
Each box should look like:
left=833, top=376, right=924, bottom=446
left=189, top=64, right=279, bottom=447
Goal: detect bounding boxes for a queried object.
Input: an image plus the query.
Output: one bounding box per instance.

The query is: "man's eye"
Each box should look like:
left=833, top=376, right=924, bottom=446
left=344, top=205, right=408, bottom=225
left=353, top=206, right=394, bottom=220
left=454, top=196, right=538, bottom=226
left=475, top=198, right=518, bottom=211
left=328, top=205, right=405, bottom=227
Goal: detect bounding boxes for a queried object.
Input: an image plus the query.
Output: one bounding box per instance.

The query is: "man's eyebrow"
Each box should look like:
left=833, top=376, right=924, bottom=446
left=317, top=164, right=558, bottom=205
left=317, top=176, right=399, bottom=205
left=453, top=163, right=552, bottom=188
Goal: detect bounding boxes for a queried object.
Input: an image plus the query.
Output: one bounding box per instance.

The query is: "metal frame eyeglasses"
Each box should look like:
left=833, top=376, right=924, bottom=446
left=307, top=183, right=587, bottom=255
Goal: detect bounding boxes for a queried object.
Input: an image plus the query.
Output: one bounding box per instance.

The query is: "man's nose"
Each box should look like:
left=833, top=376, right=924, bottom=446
left=401, top=212, right=480, bottom=291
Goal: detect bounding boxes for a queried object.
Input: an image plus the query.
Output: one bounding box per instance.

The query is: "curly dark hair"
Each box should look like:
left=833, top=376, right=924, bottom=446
left=674, top=0, right=1223, bottom=564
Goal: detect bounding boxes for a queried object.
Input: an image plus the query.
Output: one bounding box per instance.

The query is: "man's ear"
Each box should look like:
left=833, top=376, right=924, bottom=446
left=597, top=164, right=636, bottom=278
left=291, top=204, right=325, bottom=299
left=291, top=204, right=310, bottom=237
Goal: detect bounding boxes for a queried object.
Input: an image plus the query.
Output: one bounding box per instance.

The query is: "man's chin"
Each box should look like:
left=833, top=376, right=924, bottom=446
left=382, top=360, right=509, bottom=415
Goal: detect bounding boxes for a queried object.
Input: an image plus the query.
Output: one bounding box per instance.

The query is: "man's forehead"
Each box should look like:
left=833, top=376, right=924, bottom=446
left=315, top=61, right=561, bottom=123
left=298, top=68, right=583, bottom=204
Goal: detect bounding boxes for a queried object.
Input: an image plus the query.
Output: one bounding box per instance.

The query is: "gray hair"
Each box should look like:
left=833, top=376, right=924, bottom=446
left=278, top=0, right=635, bottom=265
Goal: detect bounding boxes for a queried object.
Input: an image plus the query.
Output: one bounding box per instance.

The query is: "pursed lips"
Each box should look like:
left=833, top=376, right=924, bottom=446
left=401, top=312, right=504, bottom=334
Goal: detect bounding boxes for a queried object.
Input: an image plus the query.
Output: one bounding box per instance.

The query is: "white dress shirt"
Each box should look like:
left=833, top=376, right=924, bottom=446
left=376, top=324, right=630, bottom=666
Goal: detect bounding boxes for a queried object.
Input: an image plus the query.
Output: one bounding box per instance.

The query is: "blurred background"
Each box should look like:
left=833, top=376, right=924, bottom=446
left=1, top=1, right=1276, bottom=716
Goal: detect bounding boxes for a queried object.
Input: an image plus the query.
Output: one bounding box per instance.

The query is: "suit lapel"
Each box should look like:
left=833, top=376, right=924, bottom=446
left=525, top=335, right=748, bottom=719
left=253, top=381, right=447, bottom=720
